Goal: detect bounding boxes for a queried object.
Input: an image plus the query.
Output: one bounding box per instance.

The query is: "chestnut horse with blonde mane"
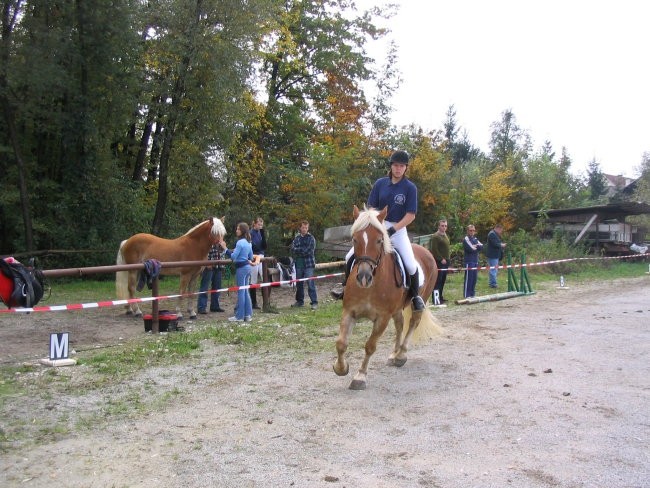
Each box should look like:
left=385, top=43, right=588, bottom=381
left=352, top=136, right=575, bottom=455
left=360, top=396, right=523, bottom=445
left=333, top=206, right=439, bottom=390
left=116, top=217, right=226, bottom=319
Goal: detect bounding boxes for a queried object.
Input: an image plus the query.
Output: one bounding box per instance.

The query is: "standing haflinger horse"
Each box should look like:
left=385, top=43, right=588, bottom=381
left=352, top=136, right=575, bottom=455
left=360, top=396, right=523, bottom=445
left=115, top=217, right=226, bottom=320
left=333, top=206, right=440, bottom=390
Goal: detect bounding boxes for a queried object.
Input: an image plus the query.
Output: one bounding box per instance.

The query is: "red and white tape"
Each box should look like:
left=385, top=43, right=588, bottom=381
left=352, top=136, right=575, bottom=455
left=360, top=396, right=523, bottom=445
left=0, top=272, right=343, bottom=313
left=1, top=253, right=647, bottom=314
left=438, top=252, right=650, bottom=272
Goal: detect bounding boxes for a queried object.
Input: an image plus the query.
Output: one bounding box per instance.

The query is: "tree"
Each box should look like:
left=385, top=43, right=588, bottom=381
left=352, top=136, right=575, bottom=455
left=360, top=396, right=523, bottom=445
left=443, top=105, right=480, bottom=167
left=488, top=109, right=533, bottom=228
left=469, top=167, right=515, bottom=235
left=125, top=0, right=270, bottom=235
left=230, top=0, right=390, bottom=233
left=1, top=0, right=33, bottom=251
left=586, top=159, right=608, bottom=202
left=489, top=109, right=529, bottom=166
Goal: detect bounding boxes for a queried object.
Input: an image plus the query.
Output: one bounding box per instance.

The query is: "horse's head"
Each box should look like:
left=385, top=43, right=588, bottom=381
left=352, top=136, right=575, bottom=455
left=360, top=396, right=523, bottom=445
left=210, top=216, right=227, bottom=241
left=350, top=205, right=393, bottom=288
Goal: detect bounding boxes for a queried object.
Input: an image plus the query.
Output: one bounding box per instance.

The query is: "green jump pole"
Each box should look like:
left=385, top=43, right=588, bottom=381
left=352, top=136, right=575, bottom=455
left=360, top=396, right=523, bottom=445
left=507, top=252, right=519, bottom=292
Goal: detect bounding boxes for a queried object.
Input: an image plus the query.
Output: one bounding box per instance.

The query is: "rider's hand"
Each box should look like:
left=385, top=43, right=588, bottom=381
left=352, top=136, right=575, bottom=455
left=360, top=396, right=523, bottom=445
left=388, top=227, right=396, bottom=237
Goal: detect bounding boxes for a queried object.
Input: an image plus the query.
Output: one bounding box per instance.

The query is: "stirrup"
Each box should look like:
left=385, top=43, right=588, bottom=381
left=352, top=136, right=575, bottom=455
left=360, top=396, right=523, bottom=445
left=411, top=295, right=425, bottom=311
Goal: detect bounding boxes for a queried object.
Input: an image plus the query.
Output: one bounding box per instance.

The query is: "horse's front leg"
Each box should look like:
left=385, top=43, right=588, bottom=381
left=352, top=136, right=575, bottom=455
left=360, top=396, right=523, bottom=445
left=388, top=309, right=406, bottom=367
left=333, top=313, right=355, bottom=377
left=350, top=316, right=391, bottom=390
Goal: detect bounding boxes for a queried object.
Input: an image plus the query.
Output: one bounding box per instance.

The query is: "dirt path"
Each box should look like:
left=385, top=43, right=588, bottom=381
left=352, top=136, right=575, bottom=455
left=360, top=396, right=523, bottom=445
left=1, top=277, right=648, bottom=487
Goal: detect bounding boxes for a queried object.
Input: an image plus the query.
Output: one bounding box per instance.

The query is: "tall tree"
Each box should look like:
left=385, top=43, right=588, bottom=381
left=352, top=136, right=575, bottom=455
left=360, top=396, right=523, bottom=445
left=586, top=159, right=608, bottom=202
left=0, top=0, right=33, bottom=250
left=128, top=0, right=270, bottom=235
left=231, top=0, right=390, bottom=232
left=488, top=109, right=532, bottom=228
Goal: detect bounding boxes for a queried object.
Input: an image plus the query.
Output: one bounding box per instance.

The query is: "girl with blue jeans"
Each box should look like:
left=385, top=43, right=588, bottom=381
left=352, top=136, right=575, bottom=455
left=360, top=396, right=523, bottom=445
left=221, top=222, right=254, bottom=322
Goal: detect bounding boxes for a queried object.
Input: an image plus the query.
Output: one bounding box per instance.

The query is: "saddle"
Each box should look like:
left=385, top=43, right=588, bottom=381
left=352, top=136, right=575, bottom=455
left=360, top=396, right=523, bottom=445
left=0, top=257, right=46, bottom=308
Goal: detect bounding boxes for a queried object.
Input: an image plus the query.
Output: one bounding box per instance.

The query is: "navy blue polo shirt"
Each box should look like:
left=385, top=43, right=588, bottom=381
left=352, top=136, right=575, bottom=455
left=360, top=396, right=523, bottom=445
left=367, top=176, right=418, bottom=223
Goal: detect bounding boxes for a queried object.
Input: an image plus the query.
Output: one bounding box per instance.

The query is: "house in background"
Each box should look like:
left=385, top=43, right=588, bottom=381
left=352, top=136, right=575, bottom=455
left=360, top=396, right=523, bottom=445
left=529, top=201, right=650, bottom=255
left=604, top=173, right=639, bottom=199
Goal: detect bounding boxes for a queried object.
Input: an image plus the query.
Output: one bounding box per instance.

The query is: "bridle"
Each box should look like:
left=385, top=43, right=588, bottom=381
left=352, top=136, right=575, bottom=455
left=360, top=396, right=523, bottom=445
left=352, top=228, right=385, bottom=277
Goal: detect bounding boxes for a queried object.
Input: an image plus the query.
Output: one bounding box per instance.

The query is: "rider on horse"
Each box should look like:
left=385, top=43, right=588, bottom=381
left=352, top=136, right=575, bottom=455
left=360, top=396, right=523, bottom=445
left=331, top=150, right=426, bottom=311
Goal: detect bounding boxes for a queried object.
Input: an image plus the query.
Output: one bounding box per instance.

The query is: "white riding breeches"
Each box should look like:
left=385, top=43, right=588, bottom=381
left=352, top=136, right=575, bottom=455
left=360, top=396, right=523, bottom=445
left=345, top=222, right=417, bottom=275
left=250, top=261, right=263, bottom=285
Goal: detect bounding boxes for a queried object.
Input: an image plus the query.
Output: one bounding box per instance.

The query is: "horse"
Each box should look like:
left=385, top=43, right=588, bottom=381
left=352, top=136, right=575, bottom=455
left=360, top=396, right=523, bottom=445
left=333, top=205, right=440, bottom=390
left=115, top=217, right=226, bottom=320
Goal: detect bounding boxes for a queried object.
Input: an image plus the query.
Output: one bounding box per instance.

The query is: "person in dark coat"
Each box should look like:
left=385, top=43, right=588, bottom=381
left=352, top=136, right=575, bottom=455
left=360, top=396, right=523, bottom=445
left=485, top=223, right=506, bottom=288
left=462, top=224, right=483, bottom=297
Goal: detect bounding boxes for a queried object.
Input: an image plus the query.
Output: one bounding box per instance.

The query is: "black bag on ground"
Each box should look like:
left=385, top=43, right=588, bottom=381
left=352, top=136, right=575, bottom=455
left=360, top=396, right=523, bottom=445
left=0, top=258, right=46, bottom=308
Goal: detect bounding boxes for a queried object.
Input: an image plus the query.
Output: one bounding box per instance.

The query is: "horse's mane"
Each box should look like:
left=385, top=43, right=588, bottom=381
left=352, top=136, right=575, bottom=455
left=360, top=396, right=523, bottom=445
left=184, top=217, right=226, bottom=238
left=350, top=206, right=393, bottom=254
left=209, top=217, right=227, bottom=237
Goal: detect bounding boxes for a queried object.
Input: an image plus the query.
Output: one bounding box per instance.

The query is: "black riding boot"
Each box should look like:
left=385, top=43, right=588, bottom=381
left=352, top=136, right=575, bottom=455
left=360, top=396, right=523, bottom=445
left=330, top=256, right=354, bottom=300
left=409, top=269, right=426, bottom=311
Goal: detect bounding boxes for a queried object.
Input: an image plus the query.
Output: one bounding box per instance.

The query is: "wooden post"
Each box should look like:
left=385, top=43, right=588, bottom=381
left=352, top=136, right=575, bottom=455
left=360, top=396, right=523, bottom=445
left=261, top=260, right=271, bottom=311
left=152, top=278, right=160, bottom=334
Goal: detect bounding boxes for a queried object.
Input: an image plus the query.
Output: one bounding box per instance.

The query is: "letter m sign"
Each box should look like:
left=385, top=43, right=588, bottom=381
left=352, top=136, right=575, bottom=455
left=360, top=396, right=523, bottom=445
left=49, top=332, right=69, bottom=360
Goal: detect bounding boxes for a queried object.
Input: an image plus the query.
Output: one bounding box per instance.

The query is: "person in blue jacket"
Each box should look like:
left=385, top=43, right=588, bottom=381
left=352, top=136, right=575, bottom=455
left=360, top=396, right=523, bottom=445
left=220, top=222, right=254, bottom=322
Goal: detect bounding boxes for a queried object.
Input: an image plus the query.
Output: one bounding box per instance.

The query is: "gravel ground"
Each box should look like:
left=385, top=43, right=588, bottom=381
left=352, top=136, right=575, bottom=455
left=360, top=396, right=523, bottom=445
left=1, top=276, right=648, bottom=487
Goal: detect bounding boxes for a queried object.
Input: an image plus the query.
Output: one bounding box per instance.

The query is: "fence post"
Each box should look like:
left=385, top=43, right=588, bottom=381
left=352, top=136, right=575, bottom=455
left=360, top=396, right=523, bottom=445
left=152, top=278, right=160, bottom=333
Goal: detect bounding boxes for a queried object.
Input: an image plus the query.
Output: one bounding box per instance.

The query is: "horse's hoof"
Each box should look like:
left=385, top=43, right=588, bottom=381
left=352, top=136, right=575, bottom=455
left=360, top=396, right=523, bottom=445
left=189, top=315, right=197, bottom=320
left=126, top=310, right=134, bottom=316
left=333, top=363, right=349, bottom=377
left=388, top=357, right=407, bottom=367
left=349, top=379, right=367, bottom=390
left=134, top=312, right=142, bottom=318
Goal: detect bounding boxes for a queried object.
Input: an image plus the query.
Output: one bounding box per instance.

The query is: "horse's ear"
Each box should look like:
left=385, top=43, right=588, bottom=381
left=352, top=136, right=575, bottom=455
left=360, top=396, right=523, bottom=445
left=378, top=206, right=388, bottom=222
left=220, top=216, right=225, bottom=223
left=353, top=205, right=360, bottom=219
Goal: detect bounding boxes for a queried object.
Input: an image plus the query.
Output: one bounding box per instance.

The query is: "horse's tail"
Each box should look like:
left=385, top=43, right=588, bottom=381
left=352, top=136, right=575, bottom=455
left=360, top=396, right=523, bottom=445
left=402, top=307, right=443, bottom=345
left=115, top=240, right=129, bottom=300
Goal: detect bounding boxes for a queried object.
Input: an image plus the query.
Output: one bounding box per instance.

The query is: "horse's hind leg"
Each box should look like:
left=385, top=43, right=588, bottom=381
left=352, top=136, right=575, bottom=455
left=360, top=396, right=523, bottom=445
left=182, top=271, right=200, bottom=320
left=390, top=309, right=423, bottom=367
left=350, top=317, right=390, bottom=390
left=388, top=310, right=407, bottom=367
left=127, top=271, right=143, bottom=316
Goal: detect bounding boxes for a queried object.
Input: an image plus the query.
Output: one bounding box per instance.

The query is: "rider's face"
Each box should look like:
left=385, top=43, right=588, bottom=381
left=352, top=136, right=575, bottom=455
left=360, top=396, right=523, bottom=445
left=391, top=162, right=407, bottom=178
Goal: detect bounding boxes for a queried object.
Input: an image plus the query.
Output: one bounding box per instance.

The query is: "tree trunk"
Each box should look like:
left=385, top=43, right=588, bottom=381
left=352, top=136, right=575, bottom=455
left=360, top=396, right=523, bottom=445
left=1, top=1, right=33, bottom=250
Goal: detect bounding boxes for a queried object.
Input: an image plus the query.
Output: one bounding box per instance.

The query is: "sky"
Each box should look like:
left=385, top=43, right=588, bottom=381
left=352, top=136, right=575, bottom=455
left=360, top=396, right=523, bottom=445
left=360, top=0, right=649, bottom=178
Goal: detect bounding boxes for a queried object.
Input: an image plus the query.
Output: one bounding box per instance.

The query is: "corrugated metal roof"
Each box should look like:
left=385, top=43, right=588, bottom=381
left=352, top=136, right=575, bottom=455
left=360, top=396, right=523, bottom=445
left=529, top=202, right=650, bottom=222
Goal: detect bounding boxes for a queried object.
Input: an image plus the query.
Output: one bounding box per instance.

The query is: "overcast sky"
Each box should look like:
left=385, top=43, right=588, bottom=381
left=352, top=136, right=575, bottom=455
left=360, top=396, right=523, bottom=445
left=361, top=0, right=649, bottom=177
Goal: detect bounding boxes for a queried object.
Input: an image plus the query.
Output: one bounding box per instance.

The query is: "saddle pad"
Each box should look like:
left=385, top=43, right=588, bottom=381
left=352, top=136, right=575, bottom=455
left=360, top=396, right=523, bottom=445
left=393, top=251, right=424, bottom=287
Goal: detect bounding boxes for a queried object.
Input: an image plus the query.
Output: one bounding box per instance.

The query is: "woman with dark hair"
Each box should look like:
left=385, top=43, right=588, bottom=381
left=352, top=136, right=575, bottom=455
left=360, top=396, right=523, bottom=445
left=220, top=222, right=254, bottom=322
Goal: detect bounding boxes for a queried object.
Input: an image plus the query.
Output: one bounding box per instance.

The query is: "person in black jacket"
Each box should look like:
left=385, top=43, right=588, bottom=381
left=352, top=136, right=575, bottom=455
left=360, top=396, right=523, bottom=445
left=249, top=217, right=267, bottom=309
left=485, top=224, right=506, bottom=288
left=462, top=225, right=483, bottom=298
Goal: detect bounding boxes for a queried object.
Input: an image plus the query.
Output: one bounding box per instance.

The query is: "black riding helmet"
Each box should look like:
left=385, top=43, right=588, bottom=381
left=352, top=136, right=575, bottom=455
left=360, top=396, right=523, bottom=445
left=389, top=150, right=409, bottom=165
